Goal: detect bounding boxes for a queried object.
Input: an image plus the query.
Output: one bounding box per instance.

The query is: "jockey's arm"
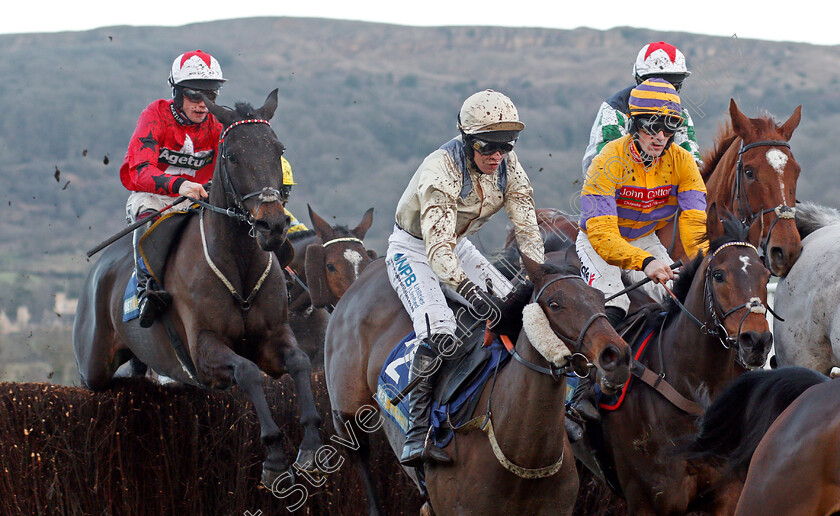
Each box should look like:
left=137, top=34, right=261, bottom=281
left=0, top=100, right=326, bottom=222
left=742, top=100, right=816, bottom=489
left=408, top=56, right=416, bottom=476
left=675, top=153, right=709, bottom=258
left=503, top=160, right=545, bottom=264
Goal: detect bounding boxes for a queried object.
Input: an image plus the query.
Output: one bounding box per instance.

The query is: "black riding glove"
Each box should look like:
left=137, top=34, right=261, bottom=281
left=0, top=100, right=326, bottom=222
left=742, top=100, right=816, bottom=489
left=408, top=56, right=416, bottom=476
left=455, top=279, right=504, bottom=327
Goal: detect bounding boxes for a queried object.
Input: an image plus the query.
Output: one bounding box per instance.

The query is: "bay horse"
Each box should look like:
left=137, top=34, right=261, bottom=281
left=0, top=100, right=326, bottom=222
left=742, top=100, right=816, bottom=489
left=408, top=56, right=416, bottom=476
left=324, top=250, right=632, bottom=515
left=772, top=202, right=840, bottom=375
left=657, top=99, right=803, bottom=276
left=286, top=205, right=376, bottom=368
left=73, top=90, right=322, bottom=489
left=685, top=366, right=834, bottom=515
left=588, top=209, right=775, bottom=514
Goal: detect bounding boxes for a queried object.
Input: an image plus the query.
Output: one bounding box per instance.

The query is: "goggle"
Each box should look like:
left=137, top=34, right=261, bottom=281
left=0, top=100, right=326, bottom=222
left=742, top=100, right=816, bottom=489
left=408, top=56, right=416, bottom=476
left=181, top=87, right=218, bottom=103
left=471, top=138, right=516, bottom=155
left=636, top=115, right=682, bottom=137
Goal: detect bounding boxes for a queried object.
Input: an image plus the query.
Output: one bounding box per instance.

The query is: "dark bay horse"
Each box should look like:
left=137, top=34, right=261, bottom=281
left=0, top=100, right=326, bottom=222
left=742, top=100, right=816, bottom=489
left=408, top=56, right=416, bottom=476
left=686, top=366, right=835, bottom=515
left=73, top=90, right=322, bottom=488
left=324, top=251, right=631, bottom=515
left=589, top=210, right=775, bottom=514
left=657, top=99, right=803, bottom=276
left=286, top=205, right=376, bottom=368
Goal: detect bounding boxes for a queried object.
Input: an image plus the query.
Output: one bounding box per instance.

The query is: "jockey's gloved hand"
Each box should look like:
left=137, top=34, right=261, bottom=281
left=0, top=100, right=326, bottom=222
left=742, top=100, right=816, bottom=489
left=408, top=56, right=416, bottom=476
left=456, top=279, right=504, bottom=327
left=643, top=257, right=675, bottom=285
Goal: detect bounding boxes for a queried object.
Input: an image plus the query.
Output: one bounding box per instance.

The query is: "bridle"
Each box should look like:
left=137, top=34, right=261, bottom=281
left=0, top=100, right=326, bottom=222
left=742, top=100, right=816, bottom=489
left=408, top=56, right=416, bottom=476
left=193, top=118, right=289, bottom=237
left=667, top=241, right=783, bottom=358
left=505, top=274, right=607, bottom=381
left=732, top=139, right=797, bottom=261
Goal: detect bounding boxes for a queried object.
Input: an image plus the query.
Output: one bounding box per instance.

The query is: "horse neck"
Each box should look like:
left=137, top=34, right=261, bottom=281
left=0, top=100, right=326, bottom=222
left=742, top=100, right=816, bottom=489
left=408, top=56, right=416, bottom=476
left=490, top=333, right=567, bottom=442
left=706, top=137, right=741, bottom=212
left=656, top=271, right=737, bottom=398
left=203, top=184, right=267, bottom=276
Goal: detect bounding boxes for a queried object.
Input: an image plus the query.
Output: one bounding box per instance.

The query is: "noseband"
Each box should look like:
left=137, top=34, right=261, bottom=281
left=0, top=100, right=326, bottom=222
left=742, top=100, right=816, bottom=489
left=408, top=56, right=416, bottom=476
left=505, top=274, right=607, bottom=380
left=195, top=118, right=288, bottom=237
left=732, top=139, right=796, bottom=260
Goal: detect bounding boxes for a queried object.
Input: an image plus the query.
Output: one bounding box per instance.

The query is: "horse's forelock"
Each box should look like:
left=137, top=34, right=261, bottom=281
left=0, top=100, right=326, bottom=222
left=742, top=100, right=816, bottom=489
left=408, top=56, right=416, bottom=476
left=233, top=102, right=257, bottom=119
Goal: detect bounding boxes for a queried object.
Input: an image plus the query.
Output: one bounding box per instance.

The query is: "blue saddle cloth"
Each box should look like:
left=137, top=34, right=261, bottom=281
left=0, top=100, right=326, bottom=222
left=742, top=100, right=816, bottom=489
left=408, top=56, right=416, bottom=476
left=375, top=332, right=510, bottom=448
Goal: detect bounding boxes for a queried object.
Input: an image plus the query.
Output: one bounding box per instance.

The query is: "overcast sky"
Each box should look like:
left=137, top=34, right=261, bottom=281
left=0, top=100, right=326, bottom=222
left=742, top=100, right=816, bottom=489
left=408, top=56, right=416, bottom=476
left=3, top=0, right=837, bottom=46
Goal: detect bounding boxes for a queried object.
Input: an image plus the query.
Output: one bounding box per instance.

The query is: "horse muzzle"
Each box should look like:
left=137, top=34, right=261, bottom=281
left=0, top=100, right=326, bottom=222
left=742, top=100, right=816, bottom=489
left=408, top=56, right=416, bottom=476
left=595, top=340, right=631, bottom=395
left=737, top=330, right=774, bottom=369
left=253, top=210, right=291, bottom=251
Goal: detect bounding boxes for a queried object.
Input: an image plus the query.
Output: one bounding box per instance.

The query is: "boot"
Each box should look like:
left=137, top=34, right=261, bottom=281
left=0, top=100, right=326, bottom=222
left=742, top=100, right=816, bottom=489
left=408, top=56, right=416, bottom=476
left=134, top=223, right=170, bottom=328
left=569, top=375, right=600, bottom=422
left=564, top=409, right=585, bottom=442
left=400, top=343, right=452, bottom=467
left=605, top=306, right=626, bottom=330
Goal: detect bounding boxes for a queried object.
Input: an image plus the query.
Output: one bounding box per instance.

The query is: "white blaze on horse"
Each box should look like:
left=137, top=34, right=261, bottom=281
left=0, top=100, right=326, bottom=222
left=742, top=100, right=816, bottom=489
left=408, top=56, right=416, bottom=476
left=773, top=201, right=840, bottom=375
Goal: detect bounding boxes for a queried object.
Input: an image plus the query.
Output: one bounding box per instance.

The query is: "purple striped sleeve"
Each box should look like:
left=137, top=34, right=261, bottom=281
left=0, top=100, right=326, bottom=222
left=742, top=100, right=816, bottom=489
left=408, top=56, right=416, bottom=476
left=579, top=194, right=617, bottom=230
left=677, top=189, right=707, bottom=212
left=616, top=204, right=678, bottom=223
left=620, top=221, right=660, bottom=240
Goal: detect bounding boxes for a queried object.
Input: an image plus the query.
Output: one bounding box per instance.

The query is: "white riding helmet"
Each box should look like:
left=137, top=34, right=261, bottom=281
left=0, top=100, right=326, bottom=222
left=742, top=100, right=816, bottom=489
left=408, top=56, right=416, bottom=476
left=633, top=42, right=691, bottom=83
left=169, top=50, right=227, bottom=91
left=457, top=89, right=525, bottom=137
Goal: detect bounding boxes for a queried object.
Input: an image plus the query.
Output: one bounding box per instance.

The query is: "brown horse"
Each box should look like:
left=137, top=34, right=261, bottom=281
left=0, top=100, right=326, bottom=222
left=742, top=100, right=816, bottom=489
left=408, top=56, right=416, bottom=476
left=73, top=90, right=322, bottom=488
left=286, top=205, right=376, bottom=368
left=589, top=209, right=775, bottom=514
left=657, top=99, right=803, bottom=276
left=685, top=366, right=834, bottom=515
left=324, top=250, right=631, bottom=515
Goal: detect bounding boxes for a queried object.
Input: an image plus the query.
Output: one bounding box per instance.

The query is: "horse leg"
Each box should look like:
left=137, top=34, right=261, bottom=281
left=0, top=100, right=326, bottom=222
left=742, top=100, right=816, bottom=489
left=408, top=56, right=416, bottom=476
left=279, top=339, right=324, bottom=471
left=333, top=410, right=385, bottom=516
left=194, top=332, right=293, bottom=488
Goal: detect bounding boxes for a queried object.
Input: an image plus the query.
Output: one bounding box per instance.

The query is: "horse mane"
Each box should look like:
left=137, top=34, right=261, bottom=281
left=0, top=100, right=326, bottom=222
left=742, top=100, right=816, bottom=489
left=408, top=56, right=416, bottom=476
left=663, top=216, right=751, bottom=319
left=700, top=113, right=788, bottom=182
left=233, top=102, right=258, bottom=118
left=683, top=367, right=828, bottom=481
left=793, top=201, right=840, bottom=238
left=700, top=121, right=738, bottom=181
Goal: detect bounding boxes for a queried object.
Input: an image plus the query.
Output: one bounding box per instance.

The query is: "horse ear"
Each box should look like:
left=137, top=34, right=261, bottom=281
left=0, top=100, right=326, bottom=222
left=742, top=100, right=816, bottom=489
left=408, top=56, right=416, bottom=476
left=729, top=99, right=756, bottom=141
left=366, top=249, right=378, bottom=260
left=256, top=89, right=279, bottom=121
left=352, top=208, right=375, bottom=239
left=204, top=96, right=236, bottom=127
left=305, top=244, right=331, bottom=308
left=307, top=204, right=334, bottom=241
left=707, top=202, right=724, bottom=241
left=779, top=105, right=802, bottom=141
left=520, top=251, right=543, bottom=284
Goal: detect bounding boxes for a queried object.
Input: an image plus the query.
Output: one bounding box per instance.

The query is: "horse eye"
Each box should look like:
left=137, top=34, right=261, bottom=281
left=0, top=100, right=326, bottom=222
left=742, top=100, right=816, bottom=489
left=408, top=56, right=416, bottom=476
left=227, top=153, right=238, bottom=165
left=326, top=263, right=337, bottom=272
left=712, top=270, right=725, bottom=282
left=744, top=166, right=754, bottom=179
left=548, top=300, right=561, bottom=311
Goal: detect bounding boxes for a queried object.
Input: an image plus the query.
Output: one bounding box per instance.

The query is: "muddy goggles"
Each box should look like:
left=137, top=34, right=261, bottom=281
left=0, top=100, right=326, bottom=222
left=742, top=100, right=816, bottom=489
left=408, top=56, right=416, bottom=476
left=470, top=138, right=517, bottom=156
left=181, top=87, right=218, bottom=103
left=636, top=115, right=682, bottom=137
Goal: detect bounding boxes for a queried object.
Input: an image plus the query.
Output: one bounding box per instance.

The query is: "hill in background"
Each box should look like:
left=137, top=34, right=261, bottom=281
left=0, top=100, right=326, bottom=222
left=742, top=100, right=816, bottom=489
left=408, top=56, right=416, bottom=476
left=0, top=16, right=835, bottom=334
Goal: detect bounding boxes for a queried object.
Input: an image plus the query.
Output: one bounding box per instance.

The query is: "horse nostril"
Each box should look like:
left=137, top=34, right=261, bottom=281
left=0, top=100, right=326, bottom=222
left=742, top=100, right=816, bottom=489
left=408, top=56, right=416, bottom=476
left=739, top=331, right=761, bottom=350
left=770, top=246, right=785, bottom=269
left=598, top=345, right=621, bottom=372
left=254, top=220, right=271, bottom=233
left=760, top=332, right=774, bottom=350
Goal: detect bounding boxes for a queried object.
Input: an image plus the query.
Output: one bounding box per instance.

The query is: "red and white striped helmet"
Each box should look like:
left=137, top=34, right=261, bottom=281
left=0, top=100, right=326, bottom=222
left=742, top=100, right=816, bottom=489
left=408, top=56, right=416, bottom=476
left=169, top=50, right=226, bottom=91
left=633, top=42, right=691, bottom=83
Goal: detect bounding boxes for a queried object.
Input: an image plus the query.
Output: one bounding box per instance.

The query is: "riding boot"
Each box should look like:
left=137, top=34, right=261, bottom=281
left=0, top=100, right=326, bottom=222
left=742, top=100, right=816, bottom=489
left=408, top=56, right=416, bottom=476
left=399, top=344, right=451, bottom=468
left=134, top=222, right=170, bottom=328
left=605, top=306, right=626, bottom=330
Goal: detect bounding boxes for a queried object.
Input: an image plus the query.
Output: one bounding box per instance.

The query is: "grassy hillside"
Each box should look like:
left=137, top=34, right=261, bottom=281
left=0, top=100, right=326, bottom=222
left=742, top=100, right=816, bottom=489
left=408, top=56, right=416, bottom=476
left=0, top=17, right=836, bottom=322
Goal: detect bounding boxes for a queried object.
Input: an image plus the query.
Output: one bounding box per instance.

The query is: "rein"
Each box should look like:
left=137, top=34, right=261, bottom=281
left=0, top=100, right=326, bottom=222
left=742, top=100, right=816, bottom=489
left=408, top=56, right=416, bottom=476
left=731, top=139, right=796, bottom=261
left=197, top=118, right=284, bottom=311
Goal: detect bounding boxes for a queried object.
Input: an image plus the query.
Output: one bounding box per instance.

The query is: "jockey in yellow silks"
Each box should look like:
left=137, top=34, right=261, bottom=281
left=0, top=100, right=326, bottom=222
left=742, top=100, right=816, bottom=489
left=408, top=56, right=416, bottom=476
left=569, top=78, right=708, bottom=428
left=280, top=157, right=309, bottom=235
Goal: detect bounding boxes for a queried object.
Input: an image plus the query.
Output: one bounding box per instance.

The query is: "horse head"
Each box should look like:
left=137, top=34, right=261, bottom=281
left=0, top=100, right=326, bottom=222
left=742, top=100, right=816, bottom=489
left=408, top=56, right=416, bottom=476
left=725, top=99, right=803, bottom=276
left=305, top=205, right=376, bottom=306
left=680, top=204, right=774, bottom=369
left=204, top=89, right=291, bottom=251
left=520, top=251, right=631, bottom=394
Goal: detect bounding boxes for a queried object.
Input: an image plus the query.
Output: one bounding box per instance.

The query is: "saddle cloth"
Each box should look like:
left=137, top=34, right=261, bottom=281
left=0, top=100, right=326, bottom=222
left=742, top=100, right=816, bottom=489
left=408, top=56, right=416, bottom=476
left=375, top=331, right=511, bottom=448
